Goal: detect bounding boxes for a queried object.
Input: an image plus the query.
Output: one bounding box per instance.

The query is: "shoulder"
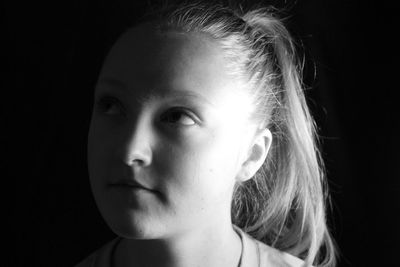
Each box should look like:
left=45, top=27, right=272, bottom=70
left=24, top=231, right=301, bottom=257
left=234, top=225, right=308, bottom=267
left=74, top=238, right=121, bottom=267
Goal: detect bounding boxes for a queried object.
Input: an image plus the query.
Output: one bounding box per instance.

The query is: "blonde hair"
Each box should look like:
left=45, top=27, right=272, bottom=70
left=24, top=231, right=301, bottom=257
left=136, top=1, right=336, bottom=266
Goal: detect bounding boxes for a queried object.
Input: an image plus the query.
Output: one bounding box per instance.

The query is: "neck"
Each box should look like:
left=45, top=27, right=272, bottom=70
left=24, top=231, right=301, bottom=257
left=113, top=222, right=242, bottom=267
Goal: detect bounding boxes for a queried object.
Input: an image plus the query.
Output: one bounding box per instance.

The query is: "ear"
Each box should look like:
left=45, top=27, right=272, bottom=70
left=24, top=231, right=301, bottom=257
left=236, top=128, right=272, bottom=182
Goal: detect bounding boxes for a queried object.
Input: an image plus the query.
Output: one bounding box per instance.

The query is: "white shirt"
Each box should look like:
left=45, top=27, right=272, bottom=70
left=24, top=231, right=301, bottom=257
left=75, top=226, right=306, bottom=267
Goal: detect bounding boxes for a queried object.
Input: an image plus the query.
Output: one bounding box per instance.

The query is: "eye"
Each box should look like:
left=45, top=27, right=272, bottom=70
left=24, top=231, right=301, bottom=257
left=95, top=95, right=124, bottom=115
left=161, top=108, right=197, bottom=126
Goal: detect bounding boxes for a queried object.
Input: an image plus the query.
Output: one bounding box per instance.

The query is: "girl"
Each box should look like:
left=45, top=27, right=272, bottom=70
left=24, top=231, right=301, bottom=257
left=77, top=1, right=336, bottom=266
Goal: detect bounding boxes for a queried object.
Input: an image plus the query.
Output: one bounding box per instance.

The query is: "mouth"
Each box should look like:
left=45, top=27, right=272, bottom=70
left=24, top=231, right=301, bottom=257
left=108, top=179, right=158, bottom=193
left=107, top=179, right=165, bottom=202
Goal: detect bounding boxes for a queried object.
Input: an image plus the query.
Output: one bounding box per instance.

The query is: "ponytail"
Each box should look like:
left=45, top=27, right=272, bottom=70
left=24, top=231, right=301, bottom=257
left=232, top=9, right=336, bottom=266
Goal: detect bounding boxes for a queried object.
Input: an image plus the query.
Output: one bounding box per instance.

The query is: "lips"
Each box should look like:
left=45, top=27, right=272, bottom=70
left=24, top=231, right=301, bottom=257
left=109, top=178, right=156, bottom=192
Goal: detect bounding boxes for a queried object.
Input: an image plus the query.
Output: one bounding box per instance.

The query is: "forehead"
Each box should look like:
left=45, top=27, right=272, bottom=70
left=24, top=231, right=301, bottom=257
left=98, top=22, right=245, bottom=98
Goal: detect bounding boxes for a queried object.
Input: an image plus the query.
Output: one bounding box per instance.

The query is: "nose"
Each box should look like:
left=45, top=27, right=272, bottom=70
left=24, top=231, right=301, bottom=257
left=119, top=116, right=153, bottom=167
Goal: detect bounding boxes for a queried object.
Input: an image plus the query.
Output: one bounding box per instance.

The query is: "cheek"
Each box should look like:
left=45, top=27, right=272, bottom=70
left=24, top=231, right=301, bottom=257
left=157, top=132, right=240, bottom=204
left=87, top=122, right=115, bottom=183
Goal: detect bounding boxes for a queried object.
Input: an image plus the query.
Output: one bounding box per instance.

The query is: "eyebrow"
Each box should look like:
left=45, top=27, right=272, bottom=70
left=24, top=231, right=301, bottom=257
left=97, top=78, right=215, bottom=107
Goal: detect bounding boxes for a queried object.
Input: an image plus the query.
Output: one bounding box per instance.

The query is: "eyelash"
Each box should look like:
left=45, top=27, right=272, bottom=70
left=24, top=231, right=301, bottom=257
left=95, top=96, right=198, bottom=126
left=161, top=107, right=197, bottom=126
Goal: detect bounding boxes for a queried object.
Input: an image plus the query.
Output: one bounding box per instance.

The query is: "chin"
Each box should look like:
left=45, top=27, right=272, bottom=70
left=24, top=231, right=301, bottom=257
left=104, top=208, right=169, bottom=240
left=93, top=185, right=170, bottom=239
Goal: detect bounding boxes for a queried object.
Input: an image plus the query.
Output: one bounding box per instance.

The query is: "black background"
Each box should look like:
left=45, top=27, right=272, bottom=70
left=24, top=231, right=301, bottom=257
left=5, top=0, right=399, bottom=266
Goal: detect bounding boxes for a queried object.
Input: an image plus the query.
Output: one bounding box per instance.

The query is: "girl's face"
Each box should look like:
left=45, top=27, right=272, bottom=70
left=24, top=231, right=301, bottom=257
left=88, top=23, right=258, bottom=239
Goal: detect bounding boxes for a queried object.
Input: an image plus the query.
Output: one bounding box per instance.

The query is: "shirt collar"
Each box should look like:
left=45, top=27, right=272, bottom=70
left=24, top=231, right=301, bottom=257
left=233, top=225, right=260, bottom=267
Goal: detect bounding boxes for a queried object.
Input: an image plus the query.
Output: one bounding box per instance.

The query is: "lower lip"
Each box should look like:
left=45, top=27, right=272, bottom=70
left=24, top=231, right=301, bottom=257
left=109, top=184, right=154, bottom=193
left=108, top=184, right=158, bottom=208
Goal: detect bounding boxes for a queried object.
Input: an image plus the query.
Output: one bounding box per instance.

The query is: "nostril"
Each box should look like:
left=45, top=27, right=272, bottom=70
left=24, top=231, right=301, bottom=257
left=131, top=158, right=144, bottom=165
left=126, top=152, right=151, bottom=167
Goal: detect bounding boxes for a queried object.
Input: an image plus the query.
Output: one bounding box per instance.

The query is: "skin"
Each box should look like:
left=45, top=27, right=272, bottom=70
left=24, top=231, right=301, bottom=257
left=87, top=22, right=272, bottom=267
